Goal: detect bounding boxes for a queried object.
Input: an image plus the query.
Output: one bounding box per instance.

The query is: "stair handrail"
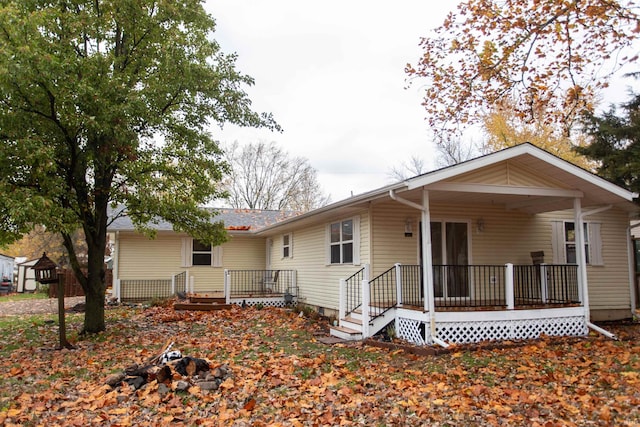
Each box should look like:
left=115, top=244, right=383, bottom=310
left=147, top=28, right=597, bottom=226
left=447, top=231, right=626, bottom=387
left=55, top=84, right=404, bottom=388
left=368, top=265, right=398, bottom=325
left=341, top=265, right=368, bottom=319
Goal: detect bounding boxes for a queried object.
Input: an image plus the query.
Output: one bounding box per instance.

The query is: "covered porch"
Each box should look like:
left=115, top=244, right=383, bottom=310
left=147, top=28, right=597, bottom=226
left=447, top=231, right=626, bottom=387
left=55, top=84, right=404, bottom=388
left=334, top=262, right=587, bottom=345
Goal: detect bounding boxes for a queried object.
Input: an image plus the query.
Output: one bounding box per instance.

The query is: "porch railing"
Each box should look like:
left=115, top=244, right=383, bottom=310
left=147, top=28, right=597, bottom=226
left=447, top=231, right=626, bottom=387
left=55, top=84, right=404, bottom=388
left=225, top=269, right=297, bottom=297
left=343, top=263, right=580, bottom=319
left=433, top=265, right=507, bottom=308
left=514, top=264, right=579, bottom=305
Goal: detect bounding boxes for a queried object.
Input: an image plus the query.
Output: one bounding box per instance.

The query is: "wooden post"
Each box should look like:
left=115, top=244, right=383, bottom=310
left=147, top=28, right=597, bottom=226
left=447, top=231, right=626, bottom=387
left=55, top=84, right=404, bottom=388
left=56, top=272, right=73, bottom=349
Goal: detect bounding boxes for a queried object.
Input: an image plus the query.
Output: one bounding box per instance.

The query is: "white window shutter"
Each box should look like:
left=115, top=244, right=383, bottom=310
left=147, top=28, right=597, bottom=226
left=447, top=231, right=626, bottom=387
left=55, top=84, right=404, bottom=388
left=590, top=223, right=603, bottom=266
left=212, top=246, right=223, bottom=268
left=551, top=221, right=563, bottom=264
left=289, top=233, right=294, bottom=259
left=353, top=216, right=361, bottom=266
left=181, top=237, right=193, bottom=267
left=325, top=224, right=331, bottom=265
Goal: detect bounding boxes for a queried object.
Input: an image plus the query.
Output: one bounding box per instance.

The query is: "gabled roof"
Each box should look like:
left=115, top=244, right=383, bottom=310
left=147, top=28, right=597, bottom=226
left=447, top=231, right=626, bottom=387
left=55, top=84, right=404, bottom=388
left=256, top=143, right=639, bottom=234
left=107, top=208, right=298, bottom=233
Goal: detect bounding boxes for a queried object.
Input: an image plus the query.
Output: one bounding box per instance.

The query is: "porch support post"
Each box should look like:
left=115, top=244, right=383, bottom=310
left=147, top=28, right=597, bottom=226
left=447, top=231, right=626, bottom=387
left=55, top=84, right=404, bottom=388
left=574, top=197, right=590, bottom=320
left=115, top=279, right=121, bottom=303
left=339, top=278, right=346, bottom=320
left=505, top=263, right=514, bottom=310
left=421, top=190, right=436, bottom=331
left=171, top=274, right=176, bottom=295
left=395, top=263, right=403, bottom=307
left=224, top=269, right=230, bottom=304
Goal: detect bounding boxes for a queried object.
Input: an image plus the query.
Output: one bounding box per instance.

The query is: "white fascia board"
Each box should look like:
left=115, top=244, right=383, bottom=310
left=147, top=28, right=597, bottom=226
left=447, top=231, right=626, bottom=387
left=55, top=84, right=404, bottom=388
left=427, top=182, right=584, bottom=198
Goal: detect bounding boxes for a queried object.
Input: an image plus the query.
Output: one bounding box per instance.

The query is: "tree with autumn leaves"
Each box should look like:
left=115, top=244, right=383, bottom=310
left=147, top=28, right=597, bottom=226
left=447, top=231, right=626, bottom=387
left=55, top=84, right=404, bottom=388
left=0, top=0, right=277, bottom=333
left=408, top=0, right=640, bottom=139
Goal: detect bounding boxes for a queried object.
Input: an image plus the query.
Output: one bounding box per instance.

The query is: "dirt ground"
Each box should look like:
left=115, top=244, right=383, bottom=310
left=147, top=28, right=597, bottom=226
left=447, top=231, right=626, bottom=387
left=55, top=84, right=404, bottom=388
left=0, top=296, right=85, bottom=317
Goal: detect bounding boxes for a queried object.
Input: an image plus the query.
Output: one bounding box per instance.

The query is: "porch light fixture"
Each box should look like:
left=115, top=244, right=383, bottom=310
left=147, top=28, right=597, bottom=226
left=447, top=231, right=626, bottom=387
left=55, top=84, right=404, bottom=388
left=476, top=218, right=485, bottom=233
left=404, top=219, right=413, bottom=237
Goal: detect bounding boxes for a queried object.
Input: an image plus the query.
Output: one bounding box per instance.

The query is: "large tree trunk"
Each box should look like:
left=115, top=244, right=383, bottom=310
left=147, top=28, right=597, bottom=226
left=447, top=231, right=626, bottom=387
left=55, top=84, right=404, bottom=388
left=83, top=263, right=106, bottom=333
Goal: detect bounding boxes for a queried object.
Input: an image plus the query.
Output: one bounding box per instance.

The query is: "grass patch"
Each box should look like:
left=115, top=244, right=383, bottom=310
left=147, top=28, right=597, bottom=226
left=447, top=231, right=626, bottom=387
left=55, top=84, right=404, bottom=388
left=0, top=292, right=47, bottom=302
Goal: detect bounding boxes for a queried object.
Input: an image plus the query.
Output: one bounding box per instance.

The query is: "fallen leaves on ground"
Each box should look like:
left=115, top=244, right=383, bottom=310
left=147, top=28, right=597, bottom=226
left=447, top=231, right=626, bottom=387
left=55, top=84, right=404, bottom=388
left=0, top=304, right=638, bottom=426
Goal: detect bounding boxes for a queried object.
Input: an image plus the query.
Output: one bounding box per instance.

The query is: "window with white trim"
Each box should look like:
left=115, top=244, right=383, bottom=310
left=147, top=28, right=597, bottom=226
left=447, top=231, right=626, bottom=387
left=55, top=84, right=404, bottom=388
left=282, top=233, right=292, bottom=258
left=330, top=219, right=353, bottom=264
left=181, top=237, right=223, bottom=267
left=192, top=240, right=212, bottom=266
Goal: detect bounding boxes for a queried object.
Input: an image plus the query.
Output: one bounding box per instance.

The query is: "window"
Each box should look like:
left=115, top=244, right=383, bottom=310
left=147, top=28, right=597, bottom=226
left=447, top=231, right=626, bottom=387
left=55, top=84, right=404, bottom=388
left=330, top=219, right=354, bottom=264
left=564, top=222, right=590, bottom=264
left=192, top=240, right=212, bottom=266
left=181, top=237, right=223, bottom=267
left=282, top=233, right=292, bottom=258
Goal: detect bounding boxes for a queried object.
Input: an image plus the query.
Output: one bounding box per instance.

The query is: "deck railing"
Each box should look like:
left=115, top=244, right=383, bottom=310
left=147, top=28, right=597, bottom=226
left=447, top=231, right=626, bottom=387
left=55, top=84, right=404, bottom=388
left=514, top=264, right=579, bottom=305
left=225, top=269, right=297, bottom=297
left=433, top=264, right=507, bottom=308
left=118, top=278, right=173, bottom=303
left=361, top=263, right=581, bottom=311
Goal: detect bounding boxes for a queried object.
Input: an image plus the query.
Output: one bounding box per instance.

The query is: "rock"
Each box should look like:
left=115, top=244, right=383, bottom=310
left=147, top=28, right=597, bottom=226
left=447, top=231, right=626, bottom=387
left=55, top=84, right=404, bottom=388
left=158, top=383, right=171, bottom=396
left=197, top=381, right=219, bottom=391
left=174, top=380, right=190, bottom=392
left=124, top=376, right=146, bottom=390
left=105, top=372, right=126, bottom=387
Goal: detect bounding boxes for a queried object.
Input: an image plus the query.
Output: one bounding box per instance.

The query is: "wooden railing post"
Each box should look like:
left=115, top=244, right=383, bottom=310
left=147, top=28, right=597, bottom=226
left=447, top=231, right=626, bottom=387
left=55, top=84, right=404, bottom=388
left=171, top=274, right=176, bottom=295
left=505, top=263, right=514, bottom=310
left=224, top=269, right=230, bottom=304
left=362, top=276, right=370, bottom=338
left=395, top=263, right=403, bottom=307
left=540, top=264, right=548, bottom=304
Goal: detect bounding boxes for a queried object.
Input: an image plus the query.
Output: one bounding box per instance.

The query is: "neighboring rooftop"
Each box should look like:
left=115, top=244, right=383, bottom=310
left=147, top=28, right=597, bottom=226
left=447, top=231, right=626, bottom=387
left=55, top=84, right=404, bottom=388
left=107, top=208, right=298, bottom=233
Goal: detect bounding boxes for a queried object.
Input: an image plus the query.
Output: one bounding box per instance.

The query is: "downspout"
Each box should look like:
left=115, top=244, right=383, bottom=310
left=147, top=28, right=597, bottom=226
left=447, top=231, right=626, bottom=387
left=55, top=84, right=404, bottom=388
left=389, top=189, right=449, bottom=348
left=628, top=220, right=640, bottom=318
left=578, top=204, right=617, bottom=340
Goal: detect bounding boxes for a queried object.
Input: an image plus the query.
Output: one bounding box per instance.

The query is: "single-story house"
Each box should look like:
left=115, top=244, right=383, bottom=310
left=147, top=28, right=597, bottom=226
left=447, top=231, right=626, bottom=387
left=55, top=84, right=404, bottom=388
left=109, top=143, right=639, bottom=346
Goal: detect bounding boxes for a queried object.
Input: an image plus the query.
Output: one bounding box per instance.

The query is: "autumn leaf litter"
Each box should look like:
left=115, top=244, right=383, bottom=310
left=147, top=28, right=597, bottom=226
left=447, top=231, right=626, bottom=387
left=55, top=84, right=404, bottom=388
left=0, top=304, right=638, bottom=426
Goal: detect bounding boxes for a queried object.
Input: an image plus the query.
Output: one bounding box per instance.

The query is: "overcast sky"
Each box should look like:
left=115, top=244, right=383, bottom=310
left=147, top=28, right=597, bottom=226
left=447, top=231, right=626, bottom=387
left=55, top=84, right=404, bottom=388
left=203, top=1, right=456, bottom=202
left=204, top=1, right=639, bottom=203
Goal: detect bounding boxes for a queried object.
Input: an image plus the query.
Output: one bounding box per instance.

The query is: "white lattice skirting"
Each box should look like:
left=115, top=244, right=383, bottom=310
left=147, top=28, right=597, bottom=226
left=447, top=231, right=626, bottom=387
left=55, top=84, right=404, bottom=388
left=397, top=315, right=588, bottom=345
left=230, top=297, right=289, bottom=308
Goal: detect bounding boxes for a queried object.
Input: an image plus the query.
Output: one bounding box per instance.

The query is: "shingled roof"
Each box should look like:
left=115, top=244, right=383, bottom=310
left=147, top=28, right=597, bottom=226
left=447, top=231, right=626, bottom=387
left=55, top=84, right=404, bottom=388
left=107, top=208, right=297, bottom=233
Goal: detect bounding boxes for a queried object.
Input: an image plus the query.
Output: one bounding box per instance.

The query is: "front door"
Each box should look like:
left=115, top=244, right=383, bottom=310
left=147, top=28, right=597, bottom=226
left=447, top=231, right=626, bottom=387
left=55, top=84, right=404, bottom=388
left=431, top=221, right=469, bottom=299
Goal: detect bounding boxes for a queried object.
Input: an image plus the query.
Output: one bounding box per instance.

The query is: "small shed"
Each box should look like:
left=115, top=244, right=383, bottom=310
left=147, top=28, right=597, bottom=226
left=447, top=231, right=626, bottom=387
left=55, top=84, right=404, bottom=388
left=0, top=253, right=15, bottom=283
left=16, top=259, right=39, bottom=293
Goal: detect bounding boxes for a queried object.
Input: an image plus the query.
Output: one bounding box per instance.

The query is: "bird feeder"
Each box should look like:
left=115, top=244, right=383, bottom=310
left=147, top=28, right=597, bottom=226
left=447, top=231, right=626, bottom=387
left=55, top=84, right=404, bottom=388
left=32, top=252, right=59, bottom=284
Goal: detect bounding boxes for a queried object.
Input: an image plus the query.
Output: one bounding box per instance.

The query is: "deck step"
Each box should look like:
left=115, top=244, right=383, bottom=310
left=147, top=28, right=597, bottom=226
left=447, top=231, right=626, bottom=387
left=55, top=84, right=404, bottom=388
left=344, top=315, right=362, bottom=325
left=174, top=302, right=232, bottom=311
left=329, top=325, right=363, bottom=341
left=189, top=296, right=227, bottom=304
